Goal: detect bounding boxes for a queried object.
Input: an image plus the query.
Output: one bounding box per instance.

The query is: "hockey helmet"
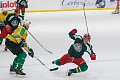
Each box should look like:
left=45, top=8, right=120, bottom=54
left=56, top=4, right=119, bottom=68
left=22, top=19, right=31, bottom=30
left=14, top=8, right=20, bottom=13
left=83, top=34, right=91, bottom=40
left=23, top=20, right=30, bottom=26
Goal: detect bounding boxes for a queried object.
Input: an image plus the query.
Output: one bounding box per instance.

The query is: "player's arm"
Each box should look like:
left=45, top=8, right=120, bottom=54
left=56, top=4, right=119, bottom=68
left=86, top=44, right=96, bottom=60
left=68, top=28, right=77, bottom=40
left=4, top=14, right=12, bottom=25
left=16, top=0, right=19, bottom=4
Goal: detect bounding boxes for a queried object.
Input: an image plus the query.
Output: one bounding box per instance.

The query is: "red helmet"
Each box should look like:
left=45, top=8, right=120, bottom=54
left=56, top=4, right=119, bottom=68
left=14, top=8, right=20, bottom=13
left=83, top=34, right=91, bottom=39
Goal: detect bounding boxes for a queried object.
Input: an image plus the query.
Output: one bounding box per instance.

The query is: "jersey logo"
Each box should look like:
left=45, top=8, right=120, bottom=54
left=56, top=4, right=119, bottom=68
left=73, top=43, right=82, bottom=52
left=11, top=20, right=18, bottom=26
left=20, top=1, right=27, bottom=6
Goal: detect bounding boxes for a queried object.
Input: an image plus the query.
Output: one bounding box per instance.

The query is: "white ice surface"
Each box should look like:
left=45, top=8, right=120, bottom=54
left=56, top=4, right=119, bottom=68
left=0, top=10, right=120, bottom=80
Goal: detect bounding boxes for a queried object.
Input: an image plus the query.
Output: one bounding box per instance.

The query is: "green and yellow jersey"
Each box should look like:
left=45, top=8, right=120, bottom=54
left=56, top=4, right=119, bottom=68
left=0, top=12, right=9, bottom=22
left=6, top=26, right=30, bottom=50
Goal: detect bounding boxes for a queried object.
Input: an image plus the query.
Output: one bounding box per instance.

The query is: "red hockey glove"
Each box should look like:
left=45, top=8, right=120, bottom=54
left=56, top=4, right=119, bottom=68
left=71, top=28, right=77, bottom=34
left=90, top=54, right=96, bottom=60
left=5, top=25, right=11, bottom=32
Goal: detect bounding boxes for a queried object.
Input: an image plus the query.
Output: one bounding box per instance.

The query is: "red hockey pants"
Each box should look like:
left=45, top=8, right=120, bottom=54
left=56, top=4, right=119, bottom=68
left=0, top=25, right=14, bottom=38
left=59, top=53, right=86, bottom=66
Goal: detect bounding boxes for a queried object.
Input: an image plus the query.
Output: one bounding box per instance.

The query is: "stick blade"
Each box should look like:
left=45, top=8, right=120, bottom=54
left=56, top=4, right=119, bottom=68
left=47, top=50, right=53, bottom=54
left=50, top=67, right=58, bottom=71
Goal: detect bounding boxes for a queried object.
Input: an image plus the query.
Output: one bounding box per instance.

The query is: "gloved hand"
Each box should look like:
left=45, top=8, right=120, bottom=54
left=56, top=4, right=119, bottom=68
left=90, top=54, right=96, bottom=60
left=71, top=28, right=77, bottom=34
left=25, top=4, right=28, bottom=8
left=28, top=48, right=34, bottom=58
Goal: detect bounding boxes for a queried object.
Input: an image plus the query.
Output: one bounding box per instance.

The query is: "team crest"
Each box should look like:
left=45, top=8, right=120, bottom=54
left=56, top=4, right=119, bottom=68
left=20, top=1, right=27, bottom=6
left=11, top=20, right=18, bottom=26
left=73, top=43, right=82, bottom=52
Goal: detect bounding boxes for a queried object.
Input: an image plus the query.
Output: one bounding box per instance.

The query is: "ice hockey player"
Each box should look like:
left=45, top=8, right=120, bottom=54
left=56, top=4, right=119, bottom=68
left=0, top=8, right=23, bottom=51
left=5, top=20, right=34, bottom=76
left=52, top=28, right=96, bottom=76
left=112, top=0, right=120, bottom=14
left=16, top=0, right=28, bottom=19
left=0, top=8, right=9, bottom=45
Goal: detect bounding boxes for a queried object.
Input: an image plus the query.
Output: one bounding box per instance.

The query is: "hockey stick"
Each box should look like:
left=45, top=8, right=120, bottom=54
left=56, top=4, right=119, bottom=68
left=28, top=31, right=53, bottom=54
left=34, top=56, right=58, bottom=71
left=82, top=2, right=92, bottom=43
left=82, top=2, right=94, bottom=52
left=23, top=47, right=58, bottom=71
left=82, top=2, right=89, bottom=35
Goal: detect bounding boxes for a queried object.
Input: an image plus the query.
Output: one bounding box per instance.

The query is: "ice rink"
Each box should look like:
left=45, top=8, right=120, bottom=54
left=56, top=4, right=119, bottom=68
left=0, top=10, right=120, bottom=80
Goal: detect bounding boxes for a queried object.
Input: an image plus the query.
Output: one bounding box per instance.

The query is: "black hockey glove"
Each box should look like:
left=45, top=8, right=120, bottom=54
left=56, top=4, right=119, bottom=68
left=28, top=48, right=34, bottom=58
left=25, top=4, right=28, bottom=8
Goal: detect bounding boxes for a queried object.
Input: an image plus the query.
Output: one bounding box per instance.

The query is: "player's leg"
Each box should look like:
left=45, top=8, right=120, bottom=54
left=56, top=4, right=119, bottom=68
left=5, top=39, right=26, bottom=75
left=112, top=0, right=120, bottom=14
left=66, top=58, right=88, bottom=76
left=52, top=53, right=73, bottom=66
left=21, top=7, right=25, bottom=19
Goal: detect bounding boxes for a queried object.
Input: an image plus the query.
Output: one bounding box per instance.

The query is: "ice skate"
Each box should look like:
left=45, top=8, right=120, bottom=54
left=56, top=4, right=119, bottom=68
left=66, top=69, right=74, bottom=76
left=9, top=65, right=16, bottom=74
left=15, top=68, right=26, bottom=76
left=112, top=10, right=120, bottom=14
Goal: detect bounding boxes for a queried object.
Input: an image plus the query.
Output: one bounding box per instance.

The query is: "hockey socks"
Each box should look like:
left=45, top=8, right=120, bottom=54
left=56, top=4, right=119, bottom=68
left=53, top=59, right=62, bottom=66
left=12, top=52, right=27, bottom=69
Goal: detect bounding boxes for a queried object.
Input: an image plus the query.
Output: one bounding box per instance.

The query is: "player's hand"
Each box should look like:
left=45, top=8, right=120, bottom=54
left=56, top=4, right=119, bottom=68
left=90, top=54, right=96, bottom=60
left=71, top=28, right=77, bottom=34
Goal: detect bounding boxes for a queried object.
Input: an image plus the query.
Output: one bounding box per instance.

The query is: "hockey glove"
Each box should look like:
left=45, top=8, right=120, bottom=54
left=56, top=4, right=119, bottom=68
left=28, top=48, right=34, bottom=58
left=5, top=25, right=11, bottom=33
left=71, top=28, right=77, bottom=34
left=90, top=54, right=96, bottom=60
left=25, top=4, right=28, bottom=8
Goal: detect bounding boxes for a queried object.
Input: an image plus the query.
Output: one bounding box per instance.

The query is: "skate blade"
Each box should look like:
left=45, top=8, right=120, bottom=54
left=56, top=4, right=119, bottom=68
left=9, top=71, right=16, bottom=74
left=66, top=70, right=69, bottom=76
left=112, top=12, right=119, bottom=14
left=15, top=74, right=26, bottom=77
